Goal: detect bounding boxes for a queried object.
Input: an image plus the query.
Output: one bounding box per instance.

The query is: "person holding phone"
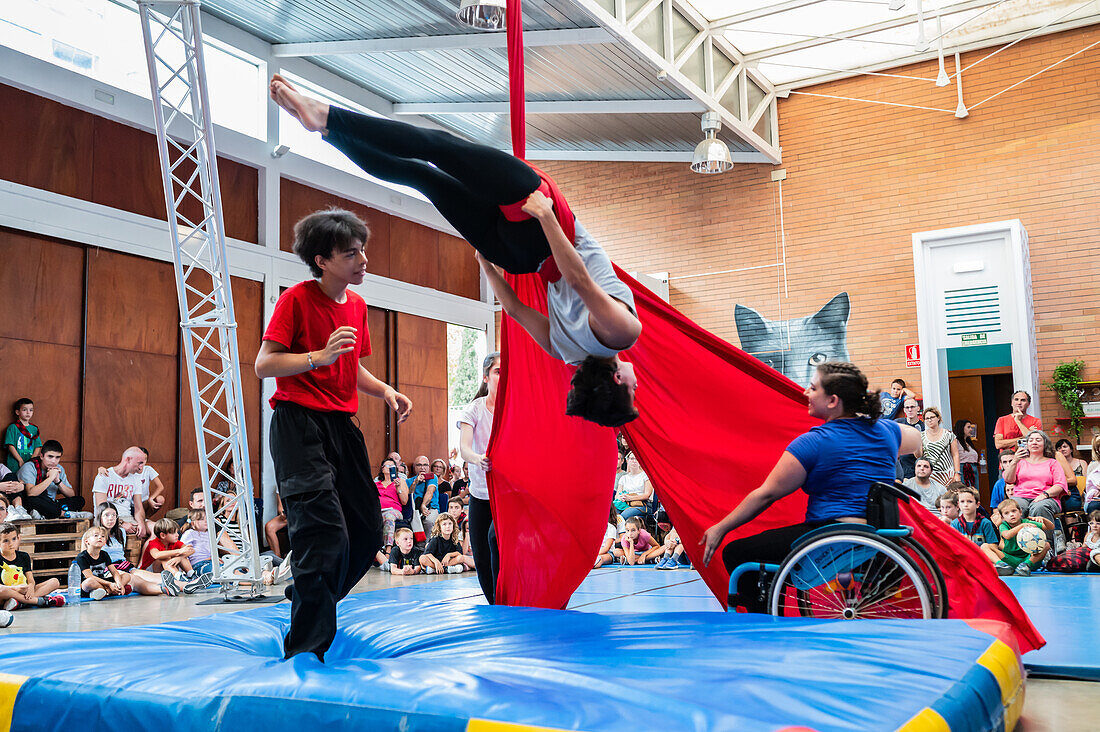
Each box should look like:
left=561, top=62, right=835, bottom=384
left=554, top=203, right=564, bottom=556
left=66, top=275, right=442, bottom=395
left=993, top=391, right=1042, bottom=451
left=374, top=458, right=408, bottom=568
left=1004, top=429, right=1067, bottom=538
left=408, top=456, right=440, bottom=537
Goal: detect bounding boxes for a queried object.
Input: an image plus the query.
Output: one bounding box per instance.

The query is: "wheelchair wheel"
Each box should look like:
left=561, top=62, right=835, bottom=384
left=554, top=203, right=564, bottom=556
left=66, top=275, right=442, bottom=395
left=897, top=535, right=948, bottom=619
left=768, top=529, right=933, bottom=620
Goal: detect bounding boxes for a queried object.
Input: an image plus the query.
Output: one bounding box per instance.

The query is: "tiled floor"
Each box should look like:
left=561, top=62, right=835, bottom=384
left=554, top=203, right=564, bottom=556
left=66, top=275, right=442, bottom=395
left=3, top=567, right=1096, bottom=731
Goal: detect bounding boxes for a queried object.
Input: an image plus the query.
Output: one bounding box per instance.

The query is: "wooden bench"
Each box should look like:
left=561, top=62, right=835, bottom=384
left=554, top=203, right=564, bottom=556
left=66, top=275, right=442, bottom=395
left=18, top=518, right=91, bottom=590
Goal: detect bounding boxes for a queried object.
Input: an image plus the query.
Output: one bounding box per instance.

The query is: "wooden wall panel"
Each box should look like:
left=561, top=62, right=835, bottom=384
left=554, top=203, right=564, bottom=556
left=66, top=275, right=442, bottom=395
left=0, top=340, right=82, bottom=470
left=0, top=230, right=84, bottom=346
left=389, top=217, right=438, bottom=290
left=354, top=307, right=390, bottom=470
left=395, top=313, right=448, bottom=461
left=85, top=249, right=179, bottom=356
left=0, top=84, right=94, bottom=200
left=437, top=232, right=480, bottom=300
left=279, top=179, right=392, bottom=279
left=81, top=347, right=178, bottom=500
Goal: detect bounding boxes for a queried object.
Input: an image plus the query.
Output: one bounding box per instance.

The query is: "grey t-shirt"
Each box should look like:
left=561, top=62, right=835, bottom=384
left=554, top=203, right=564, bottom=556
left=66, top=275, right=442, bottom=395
left=903, top=476, right=943, bottom=513
left=546, top=221, right=635, bottom=365
left=17, top=462, right=70, bottom=500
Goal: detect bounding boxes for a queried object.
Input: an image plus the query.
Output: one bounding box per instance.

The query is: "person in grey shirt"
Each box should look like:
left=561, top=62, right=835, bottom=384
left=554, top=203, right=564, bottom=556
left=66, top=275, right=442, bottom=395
left=16, top=439, right=85, bottom=518
left=903, top=457, right=943, bottom=514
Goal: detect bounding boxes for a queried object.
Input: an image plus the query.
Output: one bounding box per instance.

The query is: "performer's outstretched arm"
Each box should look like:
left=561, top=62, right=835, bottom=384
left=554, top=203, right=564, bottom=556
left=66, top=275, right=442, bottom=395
left=521, top=192, right=641, bottom=351
left=477, top=253, right=553, bottom=355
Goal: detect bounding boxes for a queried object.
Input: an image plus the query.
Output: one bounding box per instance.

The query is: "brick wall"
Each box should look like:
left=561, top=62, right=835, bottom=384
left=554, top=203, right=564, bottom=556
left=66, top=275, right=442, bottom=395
left=540, top=25, right=1100, bottom=423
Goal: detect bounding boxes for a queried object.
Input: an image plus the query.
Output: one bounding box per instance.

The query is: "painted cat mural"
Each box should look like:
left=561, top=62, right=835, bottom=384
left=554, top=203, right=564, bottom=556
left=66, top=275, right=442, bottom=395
left=734, top=292, right=850, bottom=387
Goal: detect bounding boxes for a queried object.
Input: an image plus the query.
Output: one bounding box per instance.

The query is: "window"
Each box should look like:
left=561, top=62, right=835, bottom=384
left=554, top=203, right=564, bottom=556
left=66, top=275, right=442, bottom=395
left=0, top=0, right=264, bottom=139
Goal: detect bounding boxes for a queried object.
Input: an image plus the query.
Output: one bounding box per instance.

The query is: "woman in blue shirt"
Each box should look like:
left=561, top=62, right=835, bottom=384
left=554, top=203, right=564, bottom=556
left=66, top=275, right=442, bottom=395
left=700, top=362, right=923, bottom=612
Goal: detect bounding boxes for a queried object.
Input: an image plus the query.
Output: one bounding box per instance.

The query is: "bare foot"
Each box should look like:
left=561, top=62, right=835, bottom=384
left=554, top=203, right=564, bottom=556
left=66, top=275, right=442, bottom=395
left=269, top=74, right=329, bottom=133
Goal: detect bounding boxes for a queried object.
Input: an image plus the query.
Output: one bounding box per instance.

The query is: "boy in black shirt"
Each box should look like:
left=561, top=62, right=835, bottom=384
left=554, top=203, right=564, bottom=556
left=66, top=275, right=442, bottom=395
left=0, top=522, right=64, bottom=609
left=387, top=527, right=422, bottom=576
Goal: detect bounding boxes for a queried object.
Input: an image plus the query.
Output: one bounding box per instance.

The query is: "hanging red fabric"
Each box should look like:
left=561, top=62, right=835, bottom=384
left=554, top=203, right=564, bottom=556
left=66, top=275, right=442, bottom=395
left=490, top=0, right=1044, bottom=655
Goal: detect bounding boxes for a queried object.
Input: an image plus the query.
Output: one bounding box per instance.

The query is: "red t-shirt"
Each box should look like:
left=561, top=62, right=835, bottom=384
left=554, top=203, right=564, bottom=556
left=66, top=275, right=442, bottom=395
left=994, top=413, right=1042, bottom=442
left=262, top=280, right=371, bottom=413
left=140, top=538, right=183, bottom=569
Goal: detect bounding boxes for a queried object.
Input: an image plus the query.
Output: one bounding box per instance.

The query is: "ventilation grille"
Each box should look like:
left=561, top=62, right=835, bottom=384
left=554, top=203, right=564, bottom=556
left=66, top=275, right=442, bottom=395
left=944, top=285, right=1001, bottom=335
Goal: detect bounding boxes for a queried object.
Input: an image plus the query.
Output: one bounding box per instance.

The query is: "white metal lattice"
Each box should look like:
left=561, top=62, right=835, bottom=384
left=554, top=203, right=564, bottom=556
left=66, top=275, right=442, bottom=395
left=137, top=0, right=261, bottom=592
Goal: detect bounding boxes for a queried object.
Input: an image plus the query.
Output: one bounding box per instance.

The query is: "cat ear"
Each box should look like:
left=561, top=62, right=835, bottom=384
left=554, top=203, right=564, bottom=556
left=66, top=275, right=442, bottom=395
left=808, top=292, right=850, bottom=326
left=734, top=304, right=770, bottom=344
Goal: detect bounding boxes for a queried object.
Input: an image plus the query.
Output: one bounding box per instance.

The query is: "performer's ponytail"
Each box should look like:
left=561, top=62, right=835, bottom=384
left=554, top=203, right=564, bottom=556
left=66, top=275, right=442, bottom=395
left=816, top=362, right=881, bottom=420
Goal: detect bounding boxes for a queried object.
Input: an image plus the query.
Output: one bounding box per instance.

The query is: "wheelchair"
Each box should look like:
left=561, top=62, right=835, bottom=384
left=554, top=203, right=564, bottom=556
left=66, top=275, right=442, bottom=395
left=727, top=481, right=948, bottom=620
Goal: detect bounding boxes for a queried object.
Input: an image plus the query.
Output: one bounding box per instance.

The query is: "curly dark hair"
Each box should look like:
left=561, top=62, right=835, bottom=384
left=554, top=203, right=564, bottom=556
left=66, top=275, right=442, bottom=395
left=817, top=361, right=881, bottom=420
left=292, top=208, right=370, bottom=278
left=565, top=356, right=638, bottom=428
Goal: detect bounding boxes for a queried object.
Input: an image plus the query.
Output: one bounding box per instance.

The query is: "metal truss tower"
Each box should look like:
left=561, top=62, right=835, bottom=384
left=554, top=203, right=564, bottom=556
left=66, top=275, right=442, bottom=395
left=137, top=1, right=261, bottom=593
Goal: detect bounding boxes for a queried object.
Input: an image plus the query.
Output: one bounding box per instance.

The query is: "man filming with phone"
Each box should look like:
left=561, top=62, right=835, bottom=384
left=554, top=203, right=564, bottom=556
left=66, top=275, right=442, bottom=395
left=994, top=390, right=1042, bottom=451
left=408, top=455, right=439, bottom=536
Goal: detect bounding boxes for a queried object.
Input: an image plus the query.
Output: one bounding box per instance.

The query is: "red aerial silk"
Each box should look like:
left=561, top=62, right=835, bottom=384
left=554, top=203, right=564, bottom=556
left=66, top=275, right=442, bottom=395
left=489, top=0, right=1044, bottom=654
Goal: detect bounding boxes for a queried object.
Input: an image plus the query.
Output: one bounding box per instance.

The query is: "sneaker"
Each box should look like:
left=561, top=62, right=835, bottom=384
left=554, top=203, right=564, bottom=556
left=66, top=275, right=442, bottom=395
left=183, top=572, right=213, bottom=594
left=7, top=506, right=31, bottom=521
left=445, top=565, right=464, bottom=574
left=994, top=561, right=1014, bottom=576
left=666, top=557, right=680, bottom=570
left=160, top=570, right=179, bottom=597
left=0, top=610, right=12, bottom=628
left=1014, top=563, right=1032, bottom=577
left=655, top=557, right=670, bottom=570
left=283, top=584, right=294, bottom=601
left=379, top=562, right=390, bottom=573
left=45, top=595, right=65, bottom=608
left=1, top=598, right=17, bottom=612
left=90, top=588, right=108, bottom=601
left=275, top=551, right=293, bottom=582
left=29, top=510, right=43, bottom=520
left=424, top=566, right=436, bottom=575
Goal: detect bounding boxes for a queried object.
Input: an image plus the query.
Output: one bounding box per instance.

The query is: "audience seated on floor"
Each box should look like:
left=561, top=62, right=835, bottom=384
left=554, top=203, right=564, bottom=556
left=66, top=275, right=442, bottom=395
left=0, top=522, right=64, bottom=612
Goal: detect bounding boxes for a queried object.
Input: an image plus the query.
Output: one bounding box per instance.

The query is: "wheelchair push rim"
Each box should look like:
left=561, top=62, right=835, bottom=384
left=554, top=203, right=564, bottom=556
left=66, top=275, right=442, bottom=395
left=768, top=532, right=934, bottom=620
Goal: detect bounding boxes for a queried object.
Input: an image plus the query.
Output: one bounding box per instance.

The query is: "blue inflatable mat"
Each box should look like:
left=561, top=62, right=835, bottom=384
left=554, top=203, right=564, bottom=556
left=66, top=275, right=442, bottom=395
left=1003, top=573, right=1100, bottom=680
left=0, top=591, right=1022, bottom=732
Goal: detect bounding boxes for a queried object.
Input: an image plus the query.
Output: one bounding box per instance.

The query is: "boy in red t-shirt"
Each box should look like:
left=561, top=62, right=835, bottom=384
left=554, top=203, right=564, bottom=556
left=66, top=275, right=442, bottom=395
left=140, top=518, right=195, bottom=578
left=255, top=209, right=412, bottom=661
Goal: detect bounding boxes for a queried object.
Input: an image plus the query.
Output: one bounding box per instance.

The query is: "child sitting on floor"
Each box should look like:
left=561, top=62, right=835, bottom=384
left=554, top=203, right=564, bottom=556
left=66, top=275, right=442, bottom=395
left=76, top=526, right=176, bottom=598
left=388, top=527, right=422, bottom=576
left=654, top=527, right=688, bottom=570
left=936, top=492, right=959, bottom=524
left=618, top=516, right=661, bottom=565
left=180, top=509, right=213, bottom=576
left=0, top=522, right=63, bottom=610
left=950, top=487, right=997, bottom=546
left=595, top=505, right=620, bottom=568
left=140, top=518, right=197, bottom=578
left=420, top=514, right=474, bottom=575
left=981, top=499, right=1052, bottom=577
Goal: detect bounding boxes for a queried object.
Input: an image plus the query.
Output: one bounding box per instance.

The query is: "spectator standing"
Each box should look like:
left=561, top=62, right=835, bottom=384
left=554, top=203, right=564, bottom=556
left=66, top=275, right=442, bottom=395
left=1005, top=430, right=1067, bottom=536
left=16, top=440, right=84, bottom=518
left=920, top=408, right=960, bottom=488
left=954, top=420, right=980, bottom=489
left=457, top=352, right=500, bottom=603
left=1055, top=439, right=1087, bottom=512
left=92, top=447, right=149, bottom=538
left=3, top=399, right=41, bottom=474
left=993, top=391, right=1042, bottom=451
left=879, top=379, right=915, bottom=421
left=895, top=398, right=924, bottom=479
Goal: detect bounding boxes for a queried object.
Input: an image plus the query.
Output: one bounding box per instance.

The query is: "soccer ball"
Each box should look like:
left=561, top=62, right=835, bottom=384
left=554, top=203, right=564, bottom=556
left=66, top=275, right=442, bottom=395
left=1016, top=524, right=1045, bottom=554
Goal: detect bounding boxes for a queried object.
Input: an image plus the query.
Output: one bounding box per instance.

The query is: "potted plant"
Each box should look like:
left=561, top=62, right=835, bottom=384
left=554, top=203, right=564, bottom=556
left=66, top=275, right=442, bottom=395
left=1045, top=359, right=1085, bottom=441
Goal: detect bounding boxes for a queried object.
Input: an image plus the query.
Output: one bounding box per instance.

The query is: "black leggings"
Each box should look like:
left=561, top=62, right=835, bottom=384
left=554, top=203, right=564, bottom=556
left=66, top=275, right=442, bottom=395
left=467, top=496, right=499, bottom=604
left=20, top=492, right=85, bottom=519
left=721, top=522, right=827, bottom=613
left=325, top=107, right=551, bottom=273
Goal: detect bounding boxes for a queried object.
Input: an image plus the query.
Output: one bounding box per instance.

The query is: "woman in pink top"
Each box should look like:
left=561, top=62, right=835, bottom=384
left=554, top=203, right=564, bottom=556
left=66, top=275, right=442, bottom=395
left=375, top=457, right=409, bottom=566
left=1004, top=430, right=1067, bottom=531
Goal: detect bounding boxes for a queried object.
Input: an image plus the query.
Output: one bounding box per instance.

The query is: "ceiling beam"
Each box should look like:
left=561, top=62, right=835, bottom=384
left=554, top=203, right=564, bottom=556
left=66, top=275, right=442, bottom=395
left=709, top=0, right=829, bottom=30
left=272, top=27, right=613, bottom=57
left=524, top=149, right=772, bottom=163
left=740, top=0, right=1004, bottom=62
left=393, top=99, right=706, bottom=115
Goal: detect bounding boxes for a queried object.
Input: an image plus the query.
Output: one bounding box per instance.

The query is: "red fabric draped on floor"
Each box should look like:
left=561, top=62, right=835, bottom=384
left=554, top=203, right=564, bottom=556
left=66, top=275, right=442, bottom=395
left=487, top=0, right=1043, bottom=655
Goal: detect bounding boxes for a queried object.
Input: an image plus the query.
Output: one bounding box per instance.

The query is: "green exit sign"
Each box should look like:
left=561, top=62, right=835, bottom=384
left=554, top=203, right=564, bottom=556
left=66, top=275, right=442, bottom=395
left=960, top=333, right=988, bottom=346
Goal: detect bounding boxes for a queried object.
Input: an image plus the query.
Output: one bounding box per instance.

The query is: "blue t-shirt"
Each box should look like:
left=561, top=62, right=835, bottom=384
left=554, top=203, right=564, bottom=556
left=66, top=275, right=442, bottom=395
left=408, top=475, right=439, bottom=512
left=786, top=418, right=903, bottom=523
left=879, top=393, right=904, bottom=420
left=950, top=517, right=997, bottom=546
left=991, top=478, right=1007, bottom=508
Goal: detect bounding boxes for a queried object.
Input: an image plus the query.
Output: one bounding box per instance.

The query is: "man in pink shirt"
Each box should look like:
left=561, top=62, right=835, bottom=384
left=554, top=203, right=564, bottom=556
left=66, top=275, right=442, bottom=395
left=994, top=391, right=1042, bottom=451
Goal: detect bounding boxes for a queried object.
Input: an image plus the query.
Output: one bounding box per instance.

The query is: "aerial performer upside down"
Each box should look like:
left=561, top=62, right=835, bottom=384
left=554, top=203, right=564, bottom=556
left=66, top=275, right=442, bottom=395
left=270, top=75, right=641, bottom=427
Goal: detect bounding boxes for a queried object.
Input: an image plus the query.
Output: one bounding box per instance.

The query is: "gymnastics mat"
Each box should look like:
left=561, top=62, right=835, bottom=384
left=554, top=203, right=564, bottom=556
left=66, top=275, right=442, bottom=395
left=1003, top=573, right=1100, bottom=680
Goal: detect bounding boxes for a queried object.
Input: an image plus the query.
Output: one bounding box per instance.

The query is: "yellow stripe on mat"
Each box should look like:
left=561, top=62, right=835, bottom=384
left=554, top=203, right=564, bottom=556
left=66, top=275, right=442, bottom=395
left=468, top=720, right=574, bottom=732
left=896, top=707, right=950, bottom=732
left=0, top=673, right=28, bottom=732
left=976, top=640, right=1026, bottom=732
